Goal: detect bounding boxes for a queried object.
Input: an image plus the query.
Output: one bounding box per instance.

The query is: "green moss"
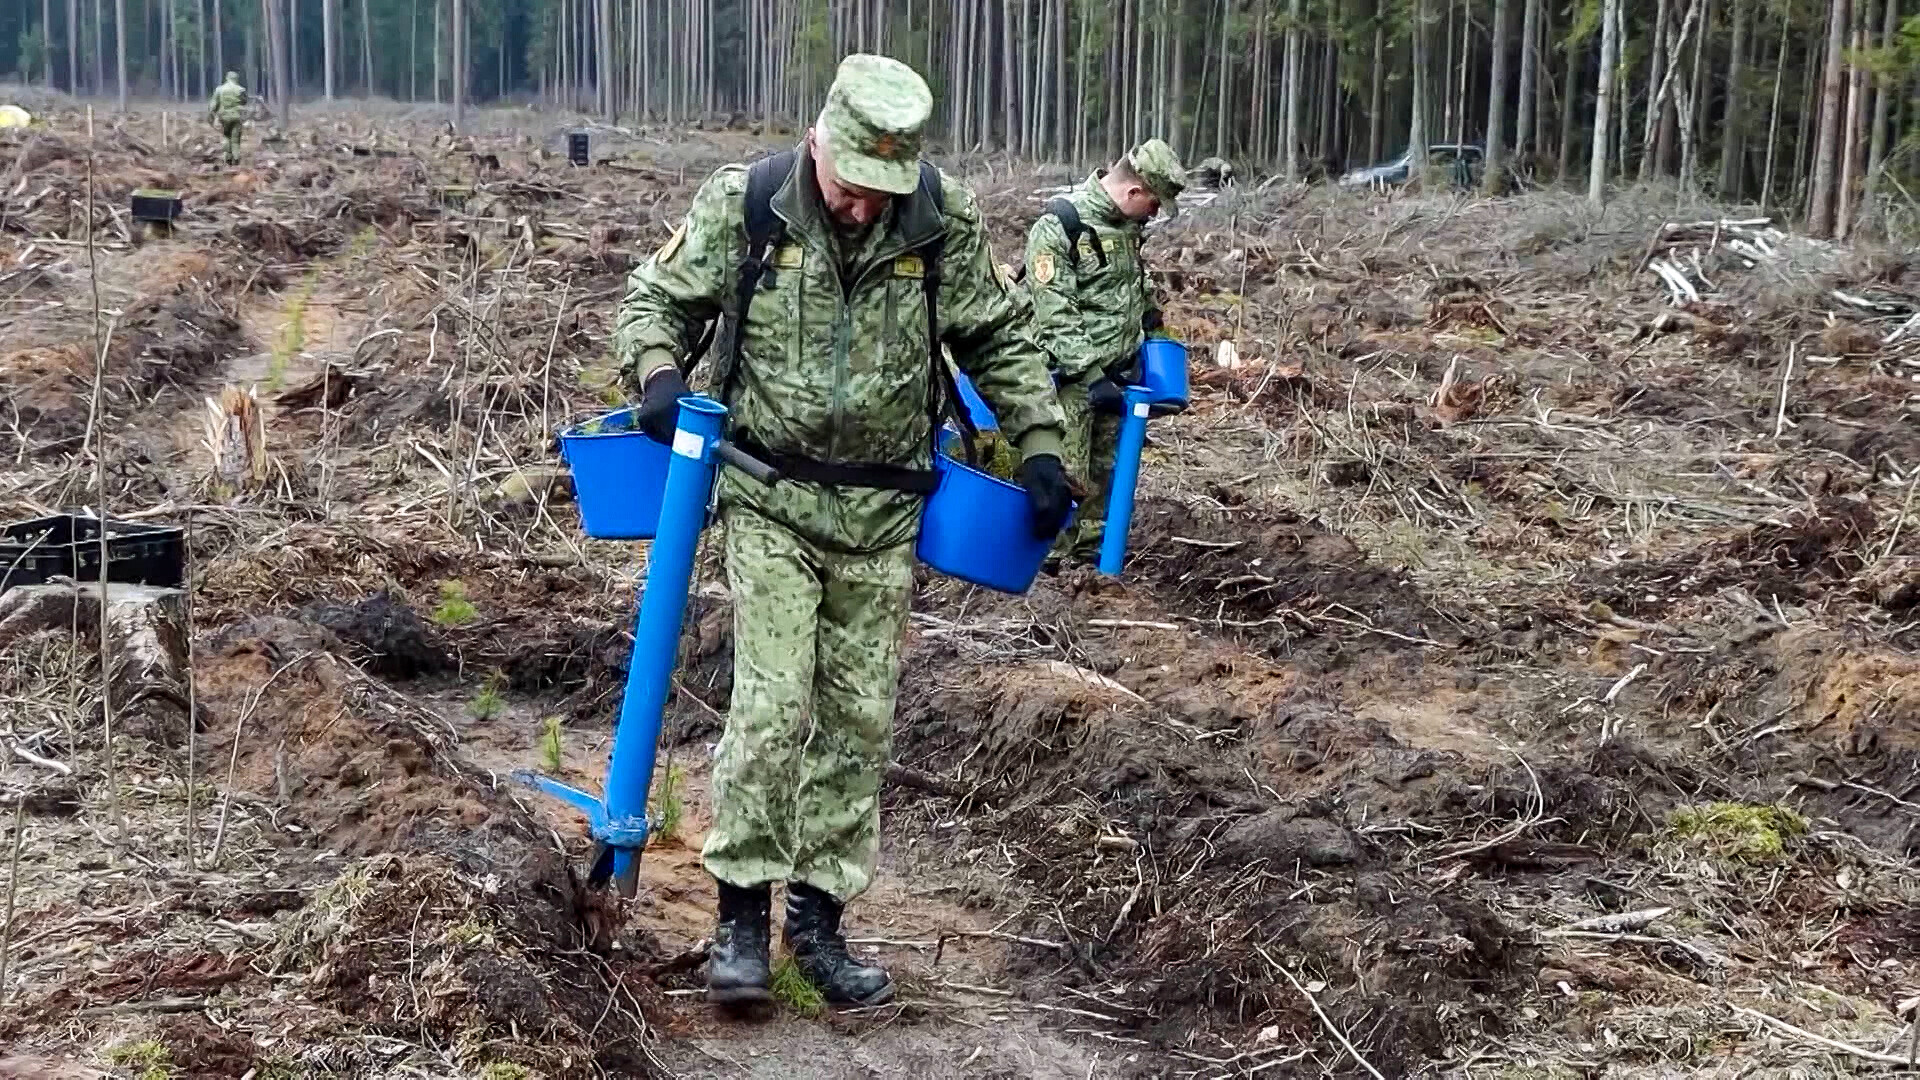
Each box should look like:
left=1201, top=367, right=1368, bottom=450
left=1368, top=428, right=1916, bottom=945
left=1668, top=802, right=1808, bottom=862
left=107, top=1038, right=172, bottom=1080
left=478, top=1064, right=533, bottom=1080
left=770, top=955, right=825, bottom=1017
left=432, top=580, right=479, bottom=628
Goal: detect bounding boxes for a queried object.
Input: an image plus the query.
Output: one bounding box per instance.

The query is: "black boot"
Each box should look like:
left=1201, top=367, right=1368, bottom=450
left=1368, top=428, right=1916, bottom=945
left=708, top=881, right=773, bottom=1006
left=783, top=881, right=894, bottom=1006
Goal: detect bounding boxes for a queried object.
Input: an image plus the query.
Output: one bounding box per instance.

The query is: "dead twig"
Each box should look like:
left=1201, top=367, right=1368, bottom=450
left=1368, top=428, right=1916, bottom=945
left=1731, top=1004, right=1917, bottom=1066
left=1256, top=945, right=1386, bottom=1080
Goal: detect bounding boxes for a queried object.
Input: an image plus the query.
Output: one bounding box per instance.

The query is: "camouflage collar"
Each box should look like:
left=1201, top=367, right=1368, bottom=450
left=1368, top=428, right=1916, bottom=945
left=1082, top=171, right=1129, bottom=227
left=773, top=145, right=945, bottom=268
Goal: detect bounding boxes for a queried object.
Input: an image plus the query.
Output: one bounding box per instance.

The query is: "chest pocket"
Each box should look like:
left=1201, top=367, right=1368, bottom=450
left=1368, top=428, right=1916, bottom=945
left=741, top=242, right=808, bottom=365
left=881, top=254, right=933, bottom=359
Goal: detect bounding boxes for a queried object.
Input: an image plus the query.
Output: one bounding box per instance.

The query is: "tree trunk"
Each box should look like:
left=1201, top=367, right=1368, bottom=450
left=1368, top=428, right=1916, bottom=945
left=1409, top=0, right=1430, bottom=171
left=1514, top=0, right=1537, bottom=168
left=1718, top=0, right=1749, bottom=195
left=114, top=0, right=126, bottom=109
left=591, top=0, right=606, bottom=117
left=1806, top=0, right=1847, bottom=237
left=1452, top=0, right=1470, bottom=145
left=1214, top=0, right=1230, bottom=155
left=1282, top=0, right=1301, bottom=179
left=93, top=0, right=104, bottom=94
left=1862, top=0, right=1899, bottom=218
left=68, top=0, right=78, bottom=91
left=322, top=0, right=334, bottom=99
left=265, top=0, right=289, bottom=126
left=1170, top=0, right=1185, bottom=148
left=450, top=0, right=463, bottom=129
left=1759, top=7, right=1786, bottom=207
left=1367, top=7, right=1384, bottom=164
left=1484, top=0, right=1511, bottom=192
left=1640, top=0, right=1669, bottom=180
left=1685, top=0, right=1710, bottom=184
left=1557, top=24, right=1580, bottom=181
left=431, top=0, right=440, bottom=102
left=1004, top=0, right=1019, bottom=152
left=1835, top=3, right=1868, bottom=237
left=1589, top=0, right=1619, bottom=204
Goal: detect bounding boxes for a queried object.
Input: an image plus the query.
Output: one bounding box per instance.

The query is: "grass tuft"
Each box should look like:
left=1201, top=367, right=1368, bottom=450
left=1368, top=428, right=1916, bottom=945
left=770, top=955, right=825, bottom=1016
left=540, top=716, right=564, bottom=773
left=649, top=764, right=686, bottom=844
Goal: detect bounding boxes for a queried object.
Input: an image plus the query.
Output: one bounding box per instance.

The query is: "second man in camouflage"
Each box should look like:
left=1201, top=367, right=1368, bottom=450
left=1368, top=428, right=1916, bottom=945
left=1022, top=139, right=1185, bottom=562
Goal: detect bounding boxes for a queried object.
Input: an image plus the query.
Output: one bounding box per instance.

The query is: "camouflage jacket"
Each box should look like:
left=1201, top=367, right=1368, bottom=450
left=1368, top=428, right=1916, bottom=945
left=1022, top=173, right=1152, bottom=383
left=209, top=80, right=248, bottom=123
left=614, top=147, right=1067, bottom=554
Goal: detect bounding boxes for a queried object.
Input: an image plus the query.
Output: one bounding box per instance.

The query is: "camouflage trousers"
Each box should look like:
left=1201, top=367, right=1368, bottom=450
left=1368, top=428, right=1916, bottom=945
left=1053, top=375, right=1120, bottom=560
left=701, top=504, right=914, bottom=902
left=220, top=120, right=243, bottom=164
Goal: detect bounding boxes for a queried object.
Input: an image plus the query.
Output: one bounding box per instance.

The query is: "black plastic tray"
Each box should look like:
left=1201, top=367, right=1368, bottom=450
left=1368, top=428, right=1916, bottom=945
left=0, top=513, right=185, bottom=595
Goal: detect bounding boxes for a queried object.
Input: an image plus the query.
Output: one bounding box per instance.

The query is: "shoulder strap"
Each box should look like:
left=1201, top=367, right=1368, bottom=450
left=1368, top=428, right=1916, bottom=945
left=706, top=149, right=796, bottom=402
left=1044, top=196, right=1107, bottom=270
left=916, top=162, right=977, bottom=467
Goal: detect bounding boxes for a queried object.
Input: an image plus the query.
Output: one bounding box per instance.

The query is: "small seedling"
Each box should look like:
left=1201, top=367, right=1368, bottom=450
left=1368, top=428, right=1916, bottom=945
left=540, top=716, right=564, bottom=773
left=770, top=955, right=825, bottom=1017
left=648, top=764, right=686, bottom=844
left=268, top=269, right=319, bottom=392
left=432, top=580, right=479, bottom=628
left=479, top=1065, right=533, bottom=1080
left=467, top=673, right=505, bottom=721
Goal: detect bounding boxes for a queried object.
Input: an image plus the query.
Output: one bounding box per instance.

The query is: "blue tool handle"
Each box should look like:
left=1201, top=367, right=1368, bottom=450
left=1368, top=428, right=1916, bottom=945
left=714, top=440, right=779, bottom=485
left=1098, top=388, right=1152, bottom=576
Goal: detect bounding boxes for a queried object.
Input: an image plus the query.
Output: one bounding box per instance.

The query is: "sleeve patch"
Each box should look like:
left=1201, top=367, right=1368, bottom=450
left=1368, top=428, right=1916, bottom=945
left=1032, top=251, right=1056, bottom=285
left=656, top=224, right=687, bottom=264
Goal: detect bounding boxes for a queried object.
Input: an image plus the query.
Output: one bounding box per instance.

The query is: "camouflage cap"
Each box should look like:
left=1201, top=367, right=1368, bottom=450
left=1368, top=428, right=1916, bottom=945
left=818, top=54, right=933, bottom=196
left=225, top=70, right=240, bottom=82
left=1126, top=138, right=1187, bottom=217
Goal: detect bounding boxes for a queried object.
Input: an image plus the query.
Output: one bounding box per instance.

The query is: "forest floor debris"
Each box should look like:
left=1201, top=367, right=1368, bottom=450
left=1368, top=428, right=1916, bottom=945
left=3, top=100, right=1920, bottom=1077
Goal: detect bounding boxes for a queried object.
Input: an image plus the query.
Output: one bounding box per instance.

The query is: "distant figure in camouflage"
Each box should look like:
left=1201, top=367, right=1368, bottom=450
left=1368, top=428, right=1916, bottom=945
left=614, top=54, right=1070, bottom=1010
left=208, top=72, right=248, bottom=165
left=1023, top=139, right=1185, bottom=562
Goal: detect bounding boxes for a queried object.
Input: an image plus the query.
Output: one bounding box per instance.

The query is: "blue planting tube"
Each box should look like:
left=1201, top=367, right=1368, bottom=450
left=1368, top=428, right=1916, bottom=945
left=515, top=394, right=730, bottom=897
left=1098, top=387, right=1152, bottom=576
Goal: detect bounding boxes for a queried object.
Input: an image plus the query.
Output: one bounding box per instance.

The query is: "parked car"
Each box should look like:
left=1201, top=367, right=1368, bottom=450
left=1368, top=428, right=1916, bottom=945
left=1338, top=144, right=1484, bottom=189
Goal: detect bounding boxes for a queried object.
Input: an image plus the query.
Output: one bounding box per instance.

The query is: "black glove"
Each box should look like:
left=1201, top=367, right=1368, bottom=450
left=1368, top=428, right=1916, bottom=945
left=634, top=367, right=691, bottom=443
left=1019, top=454, right=1074, bottom=540
left=1087, top=377, right=1126, bottom=416
left=1142, top=307, right=1164, bottom=333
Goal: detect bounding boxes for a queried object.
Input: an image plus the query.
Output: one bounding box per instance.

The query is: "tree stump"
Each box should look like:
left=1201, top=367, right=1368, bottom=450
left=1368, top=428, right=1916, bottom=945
left=0, top=581, right=191, bottom=743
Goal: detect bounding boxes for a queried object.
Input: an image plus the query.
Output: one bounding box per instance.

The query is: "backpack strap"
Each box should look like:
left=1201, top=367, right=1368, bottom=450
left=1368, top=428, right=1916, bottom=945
left=1044, top=197, right=1107, bottom=271
left=917, top=161, right=978, bottom=468
left=698, top=149, right=795, bottom=403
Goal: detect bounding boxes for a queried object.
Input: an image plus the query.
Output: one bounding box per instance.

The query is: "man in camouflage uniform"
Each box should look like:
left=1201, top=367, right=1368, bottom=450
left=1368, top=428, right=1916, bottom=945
left=1023, top=139, right=1185, bottom=562
left=207, top=72, right=248, bottom=165
left=613, top=54, right=1071, bottom=1009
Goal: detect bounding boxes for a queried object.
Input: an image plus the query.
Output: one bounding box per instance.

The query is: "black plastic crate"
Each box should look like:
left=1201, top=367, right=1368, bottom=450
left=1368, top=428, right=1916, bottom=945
left=567, top=131, right=590, bottom=166
left=0, top=513, right=186, bottom=595
left=130, top=188, right=183, bottom=223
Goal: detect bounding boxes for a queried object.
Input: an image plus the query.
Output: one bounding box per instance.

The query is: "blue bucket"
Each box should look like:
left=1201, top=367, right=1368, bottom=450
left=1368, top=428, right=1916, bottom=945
left=1139, top=338, right=1190, bottom=410
left=557, top=407, right=673, bottom=539
left=916, top=454, right=1070, bottom=594
left=952, top=370, right=1000, bottom=431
